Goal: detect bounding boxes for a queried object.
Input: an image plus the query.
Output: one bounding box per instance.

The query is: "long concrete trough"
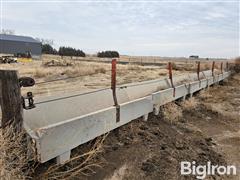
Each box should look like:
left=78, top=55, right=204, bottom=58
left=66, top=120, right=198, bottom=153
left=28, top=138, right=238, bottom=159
left=23, top=70, right=231, bottom=164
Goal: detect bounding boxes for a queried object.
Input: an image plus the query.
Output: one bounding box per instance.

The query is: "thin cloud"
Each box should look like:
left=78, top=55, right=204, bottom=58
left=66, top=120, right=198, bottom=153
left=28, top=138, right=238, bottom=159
left=2, top=1, right=239, bottom=58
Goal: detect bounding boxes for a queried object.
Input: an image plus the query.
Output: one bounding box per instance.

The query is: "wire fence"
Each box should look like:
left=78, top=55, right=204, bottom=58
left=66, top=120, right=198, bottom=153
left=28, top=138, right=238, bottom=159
left=35, top=87, right=110, bottom=105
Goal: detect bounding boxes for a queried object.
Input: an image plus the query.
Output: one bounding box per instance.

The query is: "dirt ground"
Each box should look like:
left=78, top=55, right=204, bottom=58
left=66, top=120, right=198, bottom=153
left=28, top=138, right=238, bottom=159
left=73, top=73, right=239, bottom=180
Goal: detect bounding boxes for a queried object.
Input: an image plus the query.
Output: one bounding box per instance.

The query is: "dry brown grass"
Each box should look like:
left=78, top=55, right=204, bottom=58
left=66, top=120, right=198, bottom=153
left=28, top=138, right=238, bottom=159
left=0, top=125, right=36, bottom=179
left=0, top=124, right=108, bottom=180
left=127, top=65, right=142, bottom=71
left=203, top=62, right=212, bottom=70
left=43, top=59, right=73, bottom=67
left=42, top=134, right=108, bottom=179
left=201, top=62, right=223, bottom=71
left=234, top=57, right=240, bottom=72
left=95, top=67, right=107, bottom=74
left=235, top=57, right=240, bottom=63
left=2, top=55, right=198, bottom=98
left=181, top=97, right=198, bottom=109
left=34, top=68, right=53, bottom=78
left=171, top=62, right=178, bottom=70
left=161, top=102, right=182, bottom=123
left=33, top=62, right=108, bottom=79
left=199, top=89, right=212, bottom=99
left=158, top=69, right=168, bottom=76
left=203, top=102, right=239, bottom=120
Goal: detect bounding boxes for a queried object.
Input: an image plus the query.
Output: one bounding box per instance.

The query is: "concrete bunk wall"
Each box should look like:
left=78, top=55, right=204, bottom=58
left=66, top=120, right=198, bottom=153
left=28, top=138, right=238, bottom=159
left=24, top=70, right=212, bottom=130
left=24, top=89, right=114, bottom=130
left=23, top=70, right=230, bottom=163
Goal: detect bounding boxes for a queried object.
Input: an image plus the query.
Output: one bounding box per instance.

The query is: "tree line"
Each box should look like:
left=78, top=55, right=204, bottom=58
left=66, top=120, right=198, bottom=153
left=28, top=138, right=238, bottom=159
left=58, top=47, right=85, bottom=57
left=42, top=44, right=119, bottom=58
left=41, top=44, right=58, bottom=55
left=42, top=44, right=85, bottom=57
left=97, top=51, right=119, bottom=58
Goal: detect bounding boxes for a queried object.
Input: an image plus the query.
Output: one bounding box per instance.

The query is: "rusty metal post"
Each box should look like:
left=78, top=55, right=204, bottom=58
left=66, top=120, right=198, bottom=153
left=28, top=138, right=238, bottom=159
left=197, top=61, right=201, bottom=87
left=0, top=70, right=23, bottom=132
left=212, top=61, right=215, bottom=76
left=111, top=59, right=117, bottom=101
left=226, top=62, right=229, bottom=71
left=221, top=62, right=223, bottom=73
left=168, top=62, right=175, bottom=97
left=111, top=59, right=120, bottom=122
left=197, top=61, right=201, bottom=80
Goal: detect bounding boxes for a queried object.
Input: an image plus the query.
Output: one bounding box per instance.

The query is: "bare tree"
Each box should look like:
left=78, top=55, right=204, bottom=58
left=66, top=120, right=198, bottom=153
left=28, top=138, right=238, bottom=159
left=35, top=38, right=54, bottom=46
left=1, top=29, right=15, bottom=35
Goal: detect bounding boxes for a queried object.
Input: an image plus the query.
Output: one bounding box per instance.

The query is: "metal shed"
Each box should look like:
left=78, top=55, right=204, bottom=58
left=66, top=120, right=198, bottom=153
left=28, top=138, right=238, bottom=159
left=0, top=34, right=41, bottom=58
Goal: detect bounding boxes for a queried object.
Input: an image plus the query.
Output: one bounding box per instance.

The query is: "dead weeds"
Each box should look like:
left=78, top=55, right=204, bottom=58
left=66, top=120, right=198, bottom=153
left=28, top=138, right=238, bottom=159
left=181, top=97, right=198, bottom=109
left=0, top=125, right=108, bottom=180
left=40, top=134, right=108, bottom=180
left=0, top=125, right=36, bottom=180
left=161, top=102, right=183, bottom=123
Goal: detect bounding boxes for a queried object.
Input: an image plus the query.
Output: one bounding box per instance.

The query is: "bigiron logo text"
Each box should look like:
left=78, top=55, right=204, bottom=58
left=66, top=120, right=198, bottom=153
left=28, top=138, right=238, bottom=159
left=181, top=161, right=237, bottom=179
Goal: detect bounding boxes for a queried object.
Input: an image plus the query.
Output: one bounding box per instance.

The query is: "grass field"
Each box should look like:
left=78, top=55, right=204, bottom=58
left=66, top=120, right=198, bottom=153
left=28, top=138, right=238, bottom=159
left=0, top=54, right=226, bottom=97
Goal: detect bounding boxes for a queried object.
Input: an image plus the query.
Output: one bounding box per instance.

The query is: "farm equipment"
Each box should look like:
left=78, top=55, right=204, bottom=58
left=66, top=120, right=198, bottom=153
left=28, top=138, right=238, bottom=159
left=0, top=56, right=17, bottom=63
left=0, top=51, right=32, bottom=64
left=15, top=51, right=33, bottom=63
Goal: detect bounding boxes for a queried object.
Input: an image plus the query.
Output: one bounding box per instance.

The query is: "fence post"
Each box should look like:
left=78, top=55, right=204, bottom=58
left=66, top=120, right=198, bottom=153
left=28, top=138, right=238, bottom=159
left=197, top=61, right=201, bottom=87
left=0, top=70, right=23, bottom=132
left=111, top=59, right=120, bottom=122
left=168, top=62, right=175, bottom=97
left=197, top=61, right=201, bottom=80
left=212, top=61, right=215, bottom=76
left=221, top=62, right=223, bottom=73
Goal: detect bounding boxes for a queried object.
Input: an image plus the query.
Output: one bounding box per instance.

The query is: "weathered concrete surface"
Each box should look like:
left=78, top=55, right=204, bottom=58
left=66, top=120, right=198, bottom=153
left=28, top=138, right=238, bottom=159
left=23, top=70, right=231, bottom=163
left=56, top=151, right=71, bottom=164
left=174, top=84, right=190, bottom=99
left=200, top=79, right=208, bottom=88
left=24, top=70, right=214, bottom=130
left=31, top=107, right=117, bottom=162
left=29, top=97, right=153, bottom=163
left=119, top=96, right=153, bottom=124
left=189, top=81, right=202, bottom=94
left=152, top=88, right=175, bottom=107
left=208, top=77, right=214, bottom=86
left=24, top=89, right=114, bottom=130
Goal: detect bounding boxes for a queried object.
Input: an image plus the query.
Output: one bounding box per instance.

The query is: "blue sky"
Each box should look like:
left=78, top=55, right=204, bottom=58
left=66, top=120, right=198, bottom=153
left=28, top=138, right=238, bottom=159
left=1, top=0, right=239, bottom=58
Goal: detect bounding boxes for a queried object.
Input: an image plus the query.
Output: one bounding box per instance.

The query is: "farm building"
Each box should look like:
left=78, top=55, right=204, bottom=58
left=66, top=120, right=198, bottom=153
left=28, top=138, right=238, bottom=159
left=0, top=34, right=41, bottom=58
left=189, top=55, right=199, bottom=59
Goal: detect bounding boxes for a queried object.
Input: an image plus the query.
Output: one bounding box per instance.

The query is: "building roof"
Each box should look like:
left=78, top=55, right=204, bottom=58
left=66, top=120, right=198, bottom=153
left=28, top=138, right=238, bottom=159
left=0, top=34, right=41, bottom=43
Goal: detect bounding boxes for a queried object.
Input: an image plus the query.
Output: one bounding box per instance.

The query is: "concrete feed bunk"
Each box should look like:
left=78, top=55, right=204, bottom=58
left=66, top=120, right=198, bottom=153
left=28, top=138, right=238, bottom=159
left=23, top=70, right=231, bottom=164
